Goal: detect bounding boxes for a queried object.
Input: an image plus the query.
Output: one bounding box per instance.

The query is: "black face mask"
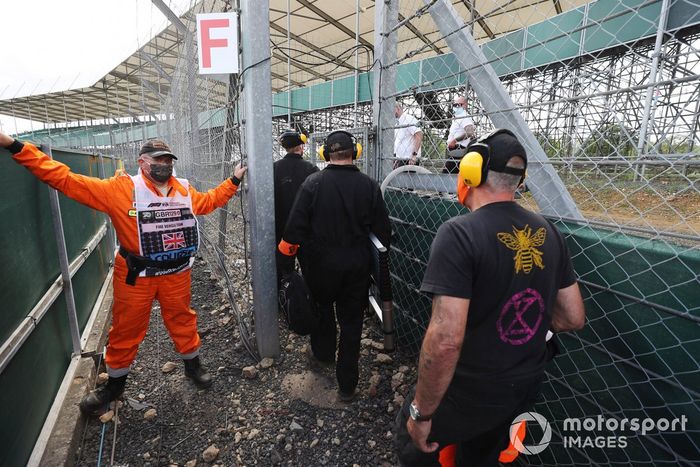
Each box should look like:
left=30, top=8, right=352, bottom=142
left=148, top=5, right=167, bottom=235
left=148, top=163, right=173, bottom=183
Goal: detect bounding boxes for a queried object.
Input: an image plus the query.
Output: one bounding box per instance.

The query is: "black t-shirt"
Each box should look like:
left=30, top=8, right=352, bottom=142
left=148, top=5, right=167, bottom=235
left=421, top=201, right=576, bottom=384
left=273, top=153, right=319, bottom=243
left=283, top=164, right=391, bottom=272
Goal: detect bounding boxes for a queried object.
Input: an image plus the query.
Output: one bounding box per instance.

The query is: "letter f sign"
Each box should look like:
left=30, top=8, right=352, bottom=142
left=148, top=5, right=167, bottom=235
left=197, top=13, right=239, bottom=74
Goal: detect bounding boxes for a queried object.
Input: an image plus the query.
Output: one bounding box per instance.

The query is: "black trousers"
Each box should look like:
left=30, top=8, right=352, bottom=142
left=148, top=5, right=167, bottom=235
left=303, top=262, right=369, bottom=394
left=394, top=376, right=543, bottom=467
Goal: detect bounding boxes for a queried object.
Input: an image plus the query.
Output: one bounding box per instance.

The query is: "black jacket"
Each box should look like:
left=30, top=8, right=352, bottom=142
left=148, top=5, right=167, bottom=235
left=274, top=153, right=319, bottom=243
left=283, top=164, right=391, bottom=271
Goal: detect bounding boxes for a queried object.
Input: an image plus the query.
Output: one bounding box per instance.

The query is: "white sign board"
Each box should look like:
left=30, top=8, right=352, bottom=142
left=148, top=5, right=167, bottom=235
left=196, top=12, right=239, bottom=75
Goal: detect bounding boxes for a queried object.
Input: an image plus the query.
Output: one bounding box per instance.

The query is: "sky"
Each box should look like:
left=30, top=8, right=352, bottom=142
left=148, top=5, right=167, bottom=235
left=0, top=0, right=192, bottom=134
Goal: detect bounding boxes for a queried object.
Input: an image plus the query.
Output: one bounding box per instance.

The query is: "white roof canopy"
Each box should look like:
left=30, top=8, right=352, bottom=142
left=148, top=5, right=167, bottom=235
left=0, top=0, right=585, bottom=123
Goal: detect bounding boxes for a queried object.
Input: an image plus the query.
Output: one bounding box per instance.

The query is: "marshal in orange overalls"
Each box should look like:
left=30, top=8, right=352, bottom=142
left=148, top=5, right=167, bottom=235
left=11, top=142, right=239, bottom=376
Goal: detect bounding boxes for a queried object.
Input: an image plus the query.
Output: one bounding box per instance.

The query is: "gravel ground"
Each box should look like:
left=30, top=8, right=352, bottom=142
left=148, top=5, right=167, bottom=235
left=75, top=257, right=417, bottom=466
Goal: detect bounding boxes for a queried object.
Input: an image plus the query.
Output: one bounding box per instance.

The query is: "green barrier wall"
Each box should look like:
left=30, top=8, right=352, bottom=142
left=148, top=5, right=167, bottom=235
left=384, top=190, right=699, bottom=464
left=0, top=147, right=116, bottom=467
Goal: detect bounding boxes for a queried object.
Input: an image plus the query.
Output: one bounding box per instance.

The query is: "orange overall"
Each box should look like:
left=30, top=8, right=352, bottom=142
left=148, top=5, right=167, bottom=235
left=12, top=143, right=239, bottom=376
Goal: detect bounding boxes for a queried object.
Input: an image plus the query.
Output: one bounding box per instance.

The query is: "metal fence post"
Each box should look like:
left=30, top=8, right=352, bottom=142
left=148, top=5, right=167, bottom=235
left=373, top=0, right=398, bottom=181
left=97, top=153, right=117, bottom=254
left=423, top=0, right=582, bottom=220
left=241, top=0, right=280, bottom=358
left=44, top=146, right=82, bottom=357
left=635, top=0, right=671, bottom=179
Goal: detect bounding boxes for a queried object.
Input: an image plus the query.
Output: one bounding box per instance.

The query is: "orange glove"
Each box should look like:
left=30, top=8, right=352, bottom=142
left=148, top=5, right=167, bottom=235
left=278, top=239, right=299, bottom=256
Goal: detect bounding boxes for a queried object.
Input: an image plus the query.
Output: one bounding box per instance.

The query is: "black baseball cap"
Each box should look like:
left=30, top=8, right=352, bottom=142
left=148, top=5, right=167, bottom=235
left=139, top=139, right=177, bottom=159
left=280, top=130, right=306, bottom=149
left=484, top=130, right=526, bottom=173
left=325, top=130, right=354, bottom=154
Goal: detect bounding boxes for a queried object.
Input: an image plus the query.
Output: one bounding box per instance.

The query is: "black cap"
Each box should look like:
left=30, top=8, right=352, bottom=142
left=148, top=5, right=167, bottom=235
left=280, top=130, right=305, bottom=149
left=139, top=139, right=177, bottom=159
left=324, top=130, right=354, bottom=154
left=485, top=131, right=526, bottom=173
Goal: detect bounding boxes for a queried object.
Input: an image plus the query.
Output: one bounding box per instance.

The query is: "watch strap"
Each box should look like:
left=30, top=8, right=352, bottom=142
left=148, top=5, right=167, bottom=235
left=410, top=402, right=432, bottom=422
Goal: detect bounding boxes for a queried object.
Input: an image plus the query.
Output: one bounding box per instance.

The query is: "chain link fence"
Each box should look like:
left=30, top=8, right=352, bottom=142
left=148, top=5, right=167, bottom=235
left=379, top=0, right=699, bottom=465
left=1, top=0, right=698, bottom=464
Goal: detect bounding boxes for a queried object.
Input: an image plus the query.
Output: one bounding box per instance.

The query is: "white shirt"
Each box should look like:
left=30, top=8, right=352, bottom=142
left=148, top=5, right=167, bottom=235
left=394, top=113, right=422, bottom=160
left=448, top=116, right=475, bottom=148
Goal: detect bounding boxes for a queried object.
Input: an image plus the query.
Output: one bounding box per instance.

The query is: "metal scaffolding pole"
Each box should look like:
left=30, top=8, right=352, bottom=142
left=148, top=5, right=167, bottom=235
left=287, top=0, right=292, bottom=123
left=635, top=0, right=671, bottom=168
left=241, top=0, right=279, bottom=358
left=423, top=0, right=582, bottom=220
left=353, top=0, right=360, bottom=128
left=373, top=0, right=398, bottom=181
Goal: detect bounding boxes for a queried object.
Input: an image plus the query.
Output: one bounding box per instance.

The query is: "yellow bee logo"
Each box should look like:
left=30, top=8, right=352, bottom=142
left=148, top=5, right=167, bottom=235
left=497, top=225, right=546, bottom=274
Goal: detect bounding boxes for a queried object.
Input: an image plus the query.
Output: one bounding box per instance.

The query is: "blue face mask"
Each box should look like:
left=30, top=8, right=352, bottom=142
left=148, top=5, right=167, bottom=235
left=453, top=107, right=467, bottom=118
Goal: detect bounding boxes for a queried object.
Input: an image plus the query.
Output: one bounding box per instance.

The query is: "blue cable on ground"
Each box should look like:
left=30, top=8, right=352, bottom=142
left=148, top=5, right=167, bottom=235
left=97, top=422, right=107, bottom=467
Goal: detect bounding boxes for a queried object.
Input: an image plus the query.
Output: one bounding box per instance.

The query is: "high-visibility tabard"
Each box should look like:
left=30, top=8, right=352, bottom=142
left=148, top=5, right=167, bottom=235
left=132, top=172, right=199, bottom=277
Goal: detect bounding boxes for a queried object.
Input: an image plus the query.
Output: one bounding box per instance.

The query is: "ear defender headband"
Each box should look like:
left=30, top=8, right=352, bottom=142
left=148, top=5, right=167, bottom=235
left=280, top=130, right=307, bottom=149
left=318, top=130, right=363, bottom=162
left=458, top=128, right=526, bottom=188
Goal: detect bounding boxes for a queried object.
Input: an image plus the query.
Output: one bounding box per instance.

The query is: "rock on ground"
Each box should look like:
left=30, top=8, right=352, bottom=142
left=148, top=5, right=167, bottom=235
left=74, top=256, right=415, bottom=466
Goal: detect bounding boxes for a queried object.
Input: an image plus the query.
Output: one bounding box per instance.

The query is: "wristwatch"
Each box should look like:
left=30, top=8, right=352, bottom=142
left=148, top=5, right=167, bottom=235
left=409, top=401, right=432, bottom=422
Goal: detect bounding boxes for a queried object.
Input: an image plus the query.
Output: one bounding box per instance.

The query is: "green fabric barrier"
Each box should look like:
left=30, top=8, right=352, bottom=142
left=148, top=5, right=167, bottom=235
left=332, top=76, right=357, bottom=107
left=0, top=247, right=110, bottom=467
left=0, top=146, right=114, bottom=466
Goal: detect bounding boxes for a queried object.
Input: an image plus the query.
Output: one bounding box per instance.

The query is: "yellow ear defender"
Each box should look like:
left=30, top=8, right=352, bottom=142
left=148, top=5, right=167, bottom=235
left=458, top=150, right=487, bottom=187
left=458, top=128, right=526, bottom=188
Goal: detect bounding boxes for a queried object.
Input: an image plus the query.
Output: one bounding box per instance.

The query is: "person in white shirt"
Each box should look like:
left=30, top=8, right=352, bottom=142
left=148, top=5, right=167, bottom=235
left=394, top=103, right=424, bottom=169
left=444, top=95, right=476, bottom=173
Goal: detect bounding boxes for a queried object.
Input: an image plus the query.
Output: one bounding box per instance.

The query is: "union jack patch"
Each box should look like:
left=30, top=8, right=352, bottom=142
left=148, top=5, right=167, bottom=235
left=162, top=231, right=186, bottom=251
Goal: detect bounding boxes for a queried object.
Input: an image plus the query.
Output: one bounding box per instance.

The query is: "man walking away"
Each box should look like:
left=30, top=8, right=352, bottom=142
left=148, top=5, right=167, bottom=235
left=274, top=129, right=318, bottom=281
left=278, top=130, right=392, bottom=402
left=395, top=129, right=585, bottom=466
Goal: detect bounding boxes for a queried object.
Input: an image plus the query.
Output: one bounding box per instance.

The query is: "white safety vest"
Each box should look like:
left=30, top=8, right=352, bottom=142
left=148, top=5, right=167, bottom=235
left=131, top=171, right=199, bottom=277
